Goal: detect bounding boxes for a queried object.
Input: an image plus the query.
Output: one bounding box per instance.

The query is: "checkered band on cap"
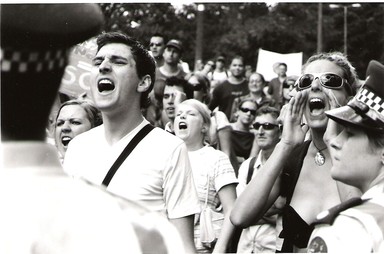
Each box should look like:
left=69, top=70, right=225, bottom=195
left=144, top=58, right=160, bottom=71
left=356, top=87, right=384, bottom=117
left=0, top=48, right=69, bottom=73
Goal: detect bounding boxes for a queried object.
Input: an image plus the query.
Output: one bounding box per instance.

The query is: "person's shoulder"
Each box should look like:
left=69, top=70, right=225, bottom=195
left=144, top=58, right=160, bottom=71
left=69, top=125, right=103, bottom=146
left=148, top=127, right=184, bottom=145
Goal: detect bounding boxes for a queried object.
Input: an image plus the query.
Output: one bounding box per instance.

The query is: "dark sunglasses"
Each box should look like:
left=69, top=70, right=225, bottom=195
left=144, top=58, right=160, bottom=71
left=253, top=122, right=279, bottom=130
left=150, top=43, right=163, bottom=47
left=189, top=82, right=204, bottom=91
left=240, top=107, right=256, bottom=116
left=296, top=73, right=347, bottom=91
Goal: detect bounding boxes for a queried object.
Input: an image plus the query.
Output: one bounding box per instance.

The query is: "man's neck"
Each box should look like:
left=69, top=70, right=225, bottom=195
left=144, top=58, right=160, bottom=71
left=250, top=90, right=263, bottom=100
left=228, top=75, right=245, bottom=85
left=261, top=147, right=274, bottom=164
left=155, top=56, right=164, bottom=67
left=102, top=109, right=144, bottom=146
left=160, top=63, right=180, bottom=76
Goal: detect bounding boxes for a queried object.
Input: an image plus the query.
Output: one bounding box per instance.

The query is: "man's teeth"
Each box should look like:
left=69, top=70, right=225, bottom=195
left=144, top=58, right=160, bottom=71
left=98, top=79, right=115, bottom=92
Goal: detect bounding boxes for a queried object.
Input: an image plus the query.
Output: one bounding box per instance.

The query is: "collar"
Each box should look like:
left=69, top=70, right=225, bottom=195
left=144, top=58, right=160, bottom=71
left=255, top=150, right=263, bottom=169
left=362, top=182, right=384, bottom=200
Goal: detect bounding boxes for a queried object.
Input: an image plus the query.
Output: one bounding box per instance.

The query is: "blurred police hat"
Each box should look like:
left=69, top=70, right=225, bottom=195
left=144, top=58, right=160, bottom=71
left=326, top=60, right=384, bottom=133
left=1, top=4, right=104, bottom=73
left=1, top=4, right=104, bottom=140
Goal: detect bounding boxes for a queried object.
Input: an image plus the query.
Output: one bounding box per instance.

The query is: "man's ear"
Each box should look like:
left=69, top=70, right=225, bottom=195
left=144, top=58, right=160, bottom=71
left=137, top=75, right=152, bottom=93
left=381, top=149, right=384, bottom=166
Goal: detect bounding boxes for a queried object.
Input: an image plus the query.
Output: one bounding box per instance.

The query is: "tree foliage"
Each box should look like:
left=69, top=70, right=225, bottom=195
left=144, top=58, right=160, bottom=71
left=98, top=2, right=384, bottom=78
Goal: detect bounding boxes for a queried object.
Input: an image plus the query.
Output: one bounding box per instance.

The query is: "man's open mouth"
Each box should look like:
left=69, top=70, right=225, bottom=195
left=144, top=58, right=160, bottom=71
left=98, top=79, right=115, bottom=93
left=309, top=98, right=326, bottom=116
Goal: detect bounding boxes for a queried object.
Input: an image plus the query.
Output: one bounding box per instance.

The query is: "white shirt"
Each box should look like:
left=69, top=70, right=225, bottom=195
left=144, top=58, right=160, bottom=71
left=64, top=119, right=200, bottom=219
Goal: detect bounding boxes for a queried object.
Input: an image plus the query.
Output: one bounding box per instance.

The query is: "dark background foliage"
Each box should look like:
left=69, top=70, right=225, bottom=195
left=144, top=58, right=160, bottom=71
left=98, top=2, right=384, bottom=80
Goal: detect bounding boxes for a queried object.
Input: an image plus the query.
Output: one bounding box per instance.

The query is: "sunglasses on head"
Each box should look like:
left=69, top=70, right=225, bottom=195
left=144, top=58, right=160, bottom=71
left=150, top=43, right=163, bottom=47
left=253, top=122, right=279, bottom=130
left=296, top=73, right=347, bottom=91
left=240, top=107, right=256, bottom=116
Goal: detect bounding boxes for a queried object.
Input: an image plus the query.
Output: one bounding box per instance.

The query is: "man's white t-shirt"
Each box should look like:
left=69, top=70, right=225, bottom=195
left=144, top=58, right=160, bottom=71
left=64, top=119, right=200, bottom=219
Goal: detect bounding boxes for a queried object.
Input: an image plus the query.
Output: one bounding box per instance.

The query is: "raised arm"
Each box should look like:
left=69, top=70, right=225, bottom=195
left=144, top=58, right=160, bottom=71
left=230, top=90, right=309, bottom=228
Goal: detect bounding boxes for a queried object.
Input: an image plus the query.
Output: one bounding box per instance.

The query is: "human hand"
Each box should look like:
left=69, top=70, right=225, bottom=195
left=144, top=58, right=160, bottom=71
left=323, top=89, right=344, bottom=147
left=173, top=90, right=187, bottom=106
left=280, top=90, right=309, bottom=147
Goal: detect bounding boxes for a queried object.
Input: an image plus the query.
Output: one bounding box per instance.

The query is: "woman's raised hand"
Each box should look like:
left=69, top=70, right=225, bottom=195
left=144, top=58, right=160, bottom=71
left=280, top=89, right=309, bottom=147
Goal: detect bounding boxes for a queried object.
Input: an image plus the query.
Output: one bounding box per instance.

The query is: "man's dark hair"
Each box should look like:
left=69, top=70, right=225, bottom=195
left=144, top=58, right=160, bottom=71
left=164, top=76, right=194, bottom=99
left=279, top=62, right=288, bottom=69
left=96, top=32, right=156, bottom=108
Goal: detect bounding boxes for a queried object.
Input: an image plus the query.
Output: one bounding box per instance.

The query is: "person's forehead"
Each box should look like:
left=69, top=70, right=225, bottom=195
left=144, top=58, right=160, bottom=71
left=250, top=74, right=262, bottom=81
left=150, top=36, right=164, bottom=43
left=241, top=101, right=257, bottom=109
left=164, top=85, right=184, bottom=93
left=304, top=59, right=344, bottom=77
left=231, top=59, right=243, bottom=65
left=96, top=43, right=132, bottom=57
left=58, top=104, right=87, bottom=118
left=255, top=113, right=277, bottom=123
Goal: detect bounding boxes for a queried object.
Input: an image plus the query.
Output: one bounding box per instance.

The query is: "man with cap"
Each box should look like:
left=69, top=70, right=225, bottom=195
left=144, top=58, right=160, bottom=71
left=208, top=55, right=229, bottom=93
left=1, top=4, right=185, bottom=254
left=307, top=60, right=384, bottom=253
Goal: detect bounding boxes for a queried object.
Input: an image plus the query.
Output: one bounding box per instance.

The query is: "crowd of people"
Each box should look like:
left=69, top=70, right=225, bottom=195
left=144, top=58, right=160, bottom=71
left=3, top=3, right=384, bottom=254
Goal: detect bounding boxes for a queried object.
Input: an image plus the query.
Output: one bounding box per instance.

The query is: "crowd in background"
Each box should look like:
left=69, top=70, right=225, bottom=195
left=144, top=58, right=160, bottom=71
left=3, top=3, right=384, bottom=254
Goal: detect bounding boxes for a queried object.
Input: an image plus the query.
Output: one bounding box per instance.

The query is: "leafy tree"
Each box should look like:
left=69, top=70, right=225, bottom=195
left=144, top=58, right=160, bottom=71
left=97, top=2, right=384, bottom=78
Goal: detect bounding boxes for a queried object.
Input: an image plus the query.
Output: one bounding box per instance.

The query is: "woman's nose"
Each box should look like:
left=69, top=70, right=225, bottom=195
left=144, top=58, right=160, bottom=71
left=61, top=121, right=71, bottom=133
left=311, top=78, right=322, bottom=91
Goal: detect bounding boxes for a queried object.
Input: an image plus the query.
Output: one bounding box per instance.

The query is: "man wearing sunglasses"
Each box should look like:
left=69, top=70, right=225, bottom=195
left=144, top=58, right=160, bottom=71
left=149, top=33, right=166, bottom=67
left=236, top=106, right=282, bottom=253
left=230, top=99, right=259, bottom=174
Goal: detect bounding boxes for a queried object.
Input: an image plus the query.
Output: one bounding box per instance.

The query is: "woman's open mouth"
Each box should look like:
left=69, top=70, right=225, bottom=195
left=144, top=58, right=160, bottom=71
left=309, top=97, right=326, bottom=116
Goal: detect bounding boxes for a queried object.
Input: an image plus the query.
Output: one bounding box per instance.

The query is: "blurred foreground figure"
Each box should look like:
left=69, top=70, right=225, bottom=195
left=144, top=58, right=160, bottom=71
left=1, top=4, right=184, bottom=254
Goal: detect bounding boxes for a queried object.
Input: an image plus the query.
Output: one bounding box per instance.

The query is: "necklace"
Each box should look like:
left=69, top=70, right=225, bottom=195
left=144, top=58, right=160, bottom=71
left=313, top=141, right=327, bottom=166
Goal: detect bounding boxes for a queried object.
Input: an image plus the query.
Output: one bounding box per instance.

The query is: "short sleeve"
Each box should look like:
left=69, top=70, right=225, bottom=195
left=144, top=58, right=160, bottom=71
left=163, top=142, right=201, bottom=219
left=213, top=110, right=231, bottom=131
left=213, top=151, right=238, bottom=192
left=308, top=215, right=373, bottom=253
left=236, top=157, right=251, bottom=196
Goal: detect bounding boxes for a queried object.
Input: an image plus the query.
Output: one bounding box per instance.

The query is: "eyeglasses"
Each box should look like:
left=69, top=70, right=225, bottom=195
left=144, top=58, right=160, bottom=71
left=240, top=107, right=256, bottom=116
left=150, top=43, right=163, bottom=47
left=253, top=122, right=279, bottom=130
left=296, top=73, right=347, bottom=91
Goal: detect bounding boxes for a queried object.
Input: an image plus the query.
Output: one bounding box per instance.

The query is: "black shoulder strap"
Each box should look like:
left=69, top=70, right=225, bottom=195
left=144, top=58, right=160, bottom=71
left=246, top=157, right=257, bottom=184
left=102, top=124, right=154, bottom=187
left=312, top=197, right=366, bottom=226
